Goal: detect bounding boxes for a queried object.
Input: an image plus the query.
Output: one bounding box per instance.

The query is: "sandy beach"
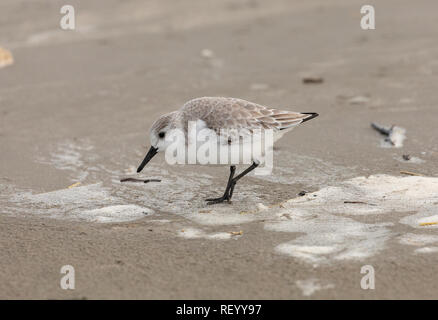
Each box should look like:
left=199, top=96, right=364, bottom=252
left=0, top=0, right=437, bottom=299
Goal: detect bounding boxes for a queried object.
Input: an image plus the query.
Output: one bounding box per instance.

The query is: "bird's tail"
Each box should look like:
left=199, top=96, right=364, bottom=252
left=301, top=112, right=319, bottom=123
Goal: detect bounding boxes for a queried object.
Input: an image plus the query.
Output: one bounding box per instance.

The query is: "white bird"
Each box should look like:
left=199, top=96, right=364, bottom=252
left=137, top=97, right=318, bottom=204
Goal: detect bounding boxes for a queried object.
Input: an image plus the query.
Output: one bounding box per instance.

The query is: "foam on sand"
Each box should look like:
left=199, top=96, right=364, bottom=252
left=415, top=247, right=438, bottom=254
left=261, top=174, right=438, bottom=264
left=178, top=227, right=232, bottom=240
left=4, top=137, right=438, bottom=260
left=252, top=152, right=357, bottom=187
left=384, top=126, right=406, bottom=148
left=267, top=212, right=392, bottom=264
left=399, top=233, right=438, bottom=246
left=8, top=184, right=153, bottom=223
left=11, top=183, right=111, bottom=212
left=36, top=139, right=95, bottom=182
left=400, top=213, right=438, bottom=229
left=78, top=205, right=153, bottom=223
left=295, top=279, right=334, bottom=297
left=289, top=174, right=438, bottom=216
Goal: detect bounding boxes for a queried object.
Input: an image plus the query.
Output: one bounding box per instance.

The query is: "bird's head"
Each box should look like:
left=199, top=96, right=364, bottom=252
left=137, top=112, right=178, bottom=173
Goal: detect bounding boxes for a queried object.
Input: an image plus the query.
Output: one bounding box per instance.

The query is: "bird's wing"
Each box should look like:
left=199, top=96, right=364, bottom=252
left=180, top=97, right=313, bottom=134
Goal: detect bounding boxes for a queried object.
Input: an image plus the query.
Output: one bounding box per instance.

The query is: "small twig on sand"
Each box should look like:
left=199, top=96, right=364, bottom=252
left=419, top=221, right=438, bottom=226
left=302, top=77, right=324, bottom=84
left=68, top=182, right=81, bottom=189
left=120, top=178, right=161, bottom=183
left=400, top=171, right=423, bottom=176
left=344, top=201, right=377, bottom=206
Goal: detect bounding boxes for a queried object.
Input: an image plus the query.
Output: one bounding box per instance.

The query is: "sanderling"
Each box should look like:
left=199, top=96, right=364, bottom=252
left=137, top=97, right=318, bottom=204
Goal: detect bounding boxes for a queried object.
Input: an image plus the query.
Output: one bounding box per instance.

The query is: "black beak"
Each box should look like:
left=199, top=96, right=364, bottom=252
left=137, top=146, right=158, bottom=173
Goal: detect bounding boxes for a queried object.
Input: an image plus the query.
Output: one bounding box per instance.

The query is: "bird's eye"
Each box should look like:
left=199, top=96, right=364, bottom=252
left=158, top=132, right=165, bottom=138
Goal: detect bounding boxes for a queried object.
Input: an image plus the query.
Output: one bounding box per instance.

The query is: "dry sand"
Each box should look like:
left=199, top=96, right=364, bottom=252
left=0, top=0, right=437, bottom=299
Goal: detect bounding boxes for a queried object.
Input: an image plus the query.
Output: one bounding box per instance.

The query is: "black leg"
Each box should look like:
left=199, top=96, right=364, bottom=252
left=228, top=161, right=259, bottom=200
left=205, top=166, right=236, bottom=205
left=206, top=162, right=259, bottom=205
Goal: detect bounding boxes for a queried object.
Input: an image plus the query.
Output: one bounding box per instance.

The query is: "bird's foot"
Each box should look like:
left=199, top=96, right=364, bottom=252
left=205, top=194, right=231, bottom=205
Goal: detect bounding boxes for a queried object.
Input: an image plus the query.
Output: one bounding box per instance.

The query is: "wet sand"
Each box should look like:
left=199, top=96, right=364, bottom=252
left=1, top=0, right=437, bottom=299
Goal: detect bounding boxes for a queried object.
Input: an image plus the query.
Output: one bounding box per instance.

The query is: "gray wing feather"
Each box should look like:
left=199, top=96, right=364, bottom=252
left=180, top=97, right=308, bottom=132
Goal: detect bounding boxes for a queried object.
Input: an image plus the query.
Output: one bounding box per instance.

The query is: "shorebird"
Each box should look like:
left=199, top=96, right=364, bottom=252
left=137, top=97, right=318, bottom=204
